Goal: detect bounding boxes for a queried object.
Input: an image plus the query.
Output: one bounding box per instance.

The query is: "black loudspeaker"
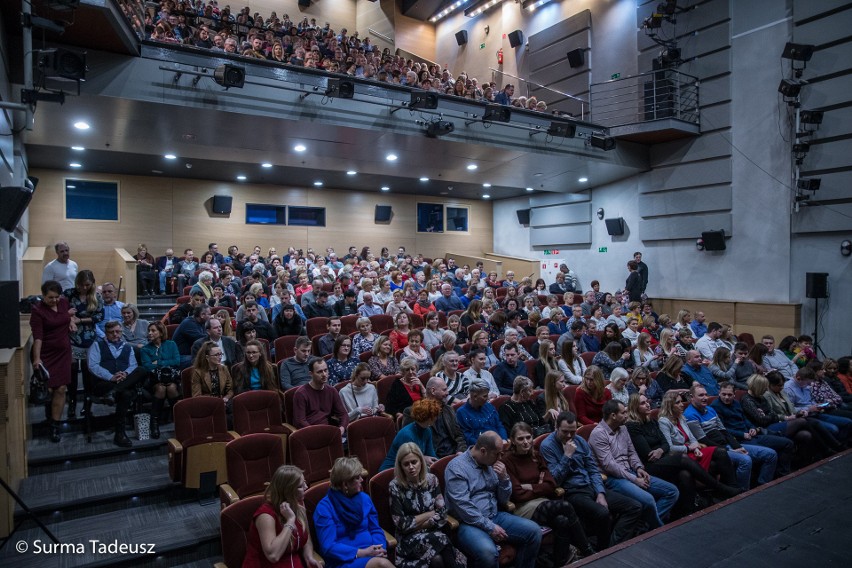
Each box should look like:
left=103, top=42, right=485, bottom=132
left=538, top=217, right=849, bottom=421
left=375, top=205, right=392, bottom=223
left=517, top=209, right=531, bottom=225
left=701, top=230, right=726, bottom=251
left=806, top=272, right=828, bottom=299
left=567, top=48, right=585, bottom=68
left=455, top=30, right=468, bottom=46
left=298, top=0, right=311, bottom=6
left=604, top=217, right=624, bottom=236
left=0, top=177, right=37, bottom=232
left=212, top=195, right=233, bottom=215
left=508, top=30, right=524, bottom=48
left=0, top=281, right=21, bottom=348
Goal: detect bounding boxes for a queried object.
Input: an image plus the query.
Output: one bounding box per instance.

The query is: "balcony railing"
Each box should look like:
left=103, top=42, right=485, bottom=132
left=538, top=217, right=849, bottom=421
left=589, top=69, right=699, bottom=128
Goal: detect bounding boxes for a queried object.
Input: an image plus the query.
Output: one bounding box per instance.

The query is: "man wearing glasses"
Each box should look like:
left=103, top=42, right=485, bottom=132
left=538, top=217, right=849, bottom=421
left=761, top=335, right=798, bottom=380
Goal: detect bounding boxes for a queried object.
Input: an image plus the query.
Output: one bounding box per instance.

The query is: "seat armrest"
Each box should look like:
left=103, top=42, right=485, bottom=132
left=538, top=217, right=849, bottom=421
left=503, top=501, right=516, bottom=513
left=228, top=431, right=240, bottom=439
left=445, top=514, right=459, bottom=531
left=219, top=484, right=239, bottom=508
left=383, top=530, right=397, bottom=549
left=213, top=563, right=227, bottom=568
left=283, top=423, right=298, bottom=433
left=555, top=487, right=565, bottom=497
left=167, top=438, right=183, bottom=454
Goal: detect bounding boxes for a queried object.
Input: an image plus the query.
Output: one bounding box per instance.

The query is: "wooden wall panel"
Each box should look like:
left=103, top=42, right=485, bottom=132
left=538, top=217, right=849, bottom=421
left=653, top=298, right=801, bottom=341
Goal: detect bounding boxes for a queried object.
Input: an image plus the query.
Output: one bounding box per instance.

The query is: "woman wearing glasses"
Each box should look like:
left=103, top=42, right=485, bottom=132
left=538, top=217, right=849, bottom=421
left=190, top=341, right=234, bottom=402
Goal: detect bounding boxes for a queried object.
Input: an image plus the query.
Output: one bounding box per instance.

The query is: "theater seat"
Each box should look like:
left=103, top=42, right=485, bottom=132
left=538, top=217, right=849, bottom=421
left=580, top=351, right=597, bottom=367
left=218, top=494, right=264, bottom=568
left=576, top=423, right=596, bottom=441
left=219, top=433, right=286, bottom=508
left=303, top=480, right=331, bottom=546
left=366, top=468, right=399, bottom=549
left=231, top=390, right=292, bottom=438
left=369, top=314, right=394, bottom=333
left=306, top=317, right=329, bottom=339
left=167, top=397, right=236, bottom=489
left=347, top=416, right=396, bottom=477
left=289, top=424, right=344, bottom=486
left=274, top=335, right=299, bottom=364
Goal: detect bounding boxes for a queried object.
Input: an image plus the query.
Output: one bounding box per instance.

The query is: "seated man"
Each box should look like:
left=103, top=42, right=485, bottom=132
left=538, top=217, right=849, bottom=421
left=580, top=291, right=597, bottom=317
left=445, top=431, right=541, bottom=568
left=681, top=350, right=721, bottom=395
left=279, top=336, right=315, bottom=390
left=556, top=321, right=588, bottom=354
left=712, top=382, right=794, bottom=477
left=88, top=321, right=149, bottom=447
left=434, top=283, right=464, bottom=313
left=236, top=301, right=276, bottom=342
left=549, top=272, right=571, bottom=295
left=540, top=411, right=642, bottom=550
left=303, top=291, right=335, bottom=319
left=784, top=366, right=852, bottom=443
left=172, top=304, right=211, bottom=368
left=412, top=377, right=468, bottom=458
left=191, top=317, right=244, bottom=366
left=292, top=358, right=349, bottom=432
left=271, top=288, right=306, bottom=322
left=318, top=316, right=341, bottom=356
left=96, top=282, right=124, bottom=339
left=357, top=292, right=384, bottom=317
left=299, top=279, right=323, bottom=308
left=491, top=344, right=527, bottom=395
left=334, top=289, right=359, bottom=317
left=461, top=349, right=501, bottom=399
left=456, top=379, right=508, bottom=446
left=502, top=271, right=520, bottom=289
left=684, top=384, right=777, bottom=490
left=695, top=322, right=725, bottom=360
left=589, top=400, right=679, bottom=529
left=169, top=291, right=206, bottom=325
left=761, top=335, right=798, bottom=380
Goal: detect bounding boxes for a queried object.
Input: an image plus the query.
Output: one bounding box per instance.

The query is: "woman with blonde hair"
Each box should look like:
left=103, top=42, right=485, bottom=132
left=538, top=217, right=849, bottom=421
left=243, top=465, right=322, bottom=568
left=64, top=269, right=104, bottom=420
left=535, top=339, right=559, bottom=387
left=215, top=309, right=235, bottom=337
left=541, top=370, right=570, bottom=421
left=389, top=443, right=466, bottom=568
left=574, top=365, right=611, bottom=425
left=558, top=339, right=586, bottom=385
left=674, top=309, right=692, bottom=331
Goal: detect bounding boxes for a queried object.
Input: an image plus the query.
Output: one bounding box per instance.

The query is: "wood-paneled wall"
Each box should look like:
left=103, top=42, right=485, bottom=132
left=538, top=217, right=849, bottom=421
left=27, top=169, right=493, bottom=262
left=653, top=298, right=801, bottom=343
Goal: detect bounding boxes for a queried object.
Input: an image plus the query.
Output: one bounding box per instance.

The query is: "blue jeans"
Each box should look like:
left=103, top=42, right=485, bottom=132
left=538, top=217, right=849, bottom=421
left=727, top=449, right=753, bottom=490
left=741, top=443, right=777, bottom=485
left=605, top=473, right=679, bottom=528
left=751, top=434, right=793, bottom=476
left=456, top=511, right=541, bottom=568
left=814, top=413, right=852, bottom=442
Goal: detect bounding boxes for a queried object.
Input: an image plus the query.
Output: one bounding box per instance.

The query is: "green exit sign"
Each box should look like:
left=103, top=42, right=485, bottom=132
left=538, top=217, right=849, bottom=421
left=480, top=43, right=486, bottom=49
left=598, top=247, right=608, bottom=253
left=543, top=249, right=561, bottom=255
left=611, top=73, right=621, bottom=80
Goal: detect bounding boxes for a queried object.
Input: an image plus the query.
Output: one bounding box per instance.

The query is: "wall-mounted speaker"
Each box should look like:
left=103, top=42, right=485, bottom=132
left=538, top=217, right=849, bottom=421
left=508, top=30, right=524, bottom=48
left=604, top=217, right=624, bottom=236
left=0, top=281, right=20, bottom=348
left=567, top=48, right=585, bottom=69
left=212, top=195, right=233, bottom=215
left=517, top=209, right=531, bottom=225
left=455, top=30, right=468, bottom=46
left=375, top=205, right=392, bottom=223
left=0, top=177, right=37, bottom=232
left=805, top=272, right=828, bottom=299
left=701, top=229, right=726, bottom=251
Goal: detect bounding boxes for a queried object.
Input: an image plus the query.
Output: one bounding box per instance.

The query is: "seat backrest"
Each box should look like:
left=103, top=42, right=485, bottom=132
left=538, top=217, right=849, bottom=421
left=334, top=380, right=350, bottom=391
left=562, top=385, right=578, bottom=414
left=375, top=375, right=399, bottom=407
left=167, top=324, right=180, bottom=340
left=340, top=315, right=360, bottom=335
left=220, top=494, right=265, bottom=568
left=306, top=317, right=329, bottom=340
left=369, top=314, right=395, bottom=333
left=495, top=287, right=508, bottom=298
left=490, top=395, right=511, bottom=411
left=429, top=454, right=456, bottom=494
left=283, top=387, right=299, bottom=426
left=274, top=335, right=299, bottom=364
left=311, top=335, right=323, bottom=356
left=580, top=351, right=597, bottom=367
left=368, top=468, right=396, bottom=534
left=410, top=314, right=424, bottom=328
left=173, top=397, right=228, bottom=442
left=520, top=336, right=538, bottom=352
left=303, top=480, right=331, bottom=545
left=533, top=433, right=549, bottom=453
left=467, top=322, right=485, bottom=337
left=524, top=359, right=539, bottom=386
left=181, top=367, right=194, bottom=397
left=225, top=433, right=285, bottom=498
left=359, top=350, right=373, bottom=363
left=231, top=390, right=285, bottom=436
left=347, top=416, right=396, bottom=477
left=739, top=332, right=755, bottom=349
left=289, top=425, right=344, bottom=485
left=577, top=423, right=596, bottom=441
left=491, top=339, right=505, bottom=355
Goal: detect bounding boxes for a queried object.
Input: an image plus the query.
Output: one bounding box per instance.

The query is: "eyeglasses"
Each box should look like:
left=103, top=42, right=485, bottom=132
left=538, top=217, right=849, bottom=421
left=245, top=350, right=261, bottom=355
left=208, top=352, right=223, bottom=358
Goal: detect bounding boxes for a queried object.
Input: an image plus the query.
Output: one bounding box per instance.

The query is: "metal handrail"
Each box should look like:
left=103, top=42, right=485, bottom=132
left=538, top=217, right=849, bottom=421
left=589, top=67, right=699, bottom=127
left=490, top=68, right=589, bottom=103
left=590, top=67, right=699, bottom=88
left=368, top=28, right=393, bottom=44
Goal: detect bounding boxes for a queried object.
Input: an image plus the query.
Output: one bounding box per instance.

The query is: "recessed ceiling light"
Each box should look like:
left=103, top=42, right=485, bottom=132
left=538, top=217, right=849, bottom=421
left=346, top=171, right=357, bottom=175
left=314, top=181, right=323, bottom=186
left=483, top=183, right=491, bottom=188
left=482, top=194, right=491, bottom=199
left=67, top=185, right=76, bottom=189
left=164, top=154, right=177, bottom=160
left=73, top=121, right=90, bottom=130
left=69, top=162, right=82, bottom=168
left=236, top=175, right=247, bottom=181
left=381, top=186, right=390, bottom=191
left=466, top=164, right=478, bottom=171
left=386, top=153, right=398, bottom=161
left=151, top=170, right=163, bottom=174
left=294, top=144, right=307, bottom=152
left=261, top=163, right=273, bottom=168
left=578, top=177, right=588, bottom=183
left=419, top=177, right=429, bottom=182
left=526, top=187, right=534, bottom=192
left=71, top=146, right=85, bottom=151
left=534, top=172, right=543, bottom=176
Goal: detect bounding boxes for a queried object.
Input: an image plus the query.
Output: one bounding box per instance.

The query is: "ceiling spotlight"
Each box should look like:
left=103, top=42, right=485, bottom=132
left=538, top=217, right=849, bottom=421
left=294, top=144, right=307, bottom=152
left=466, top=164, right=478, bottom=171
left=792, top=142, right=810, bottom=154
left=778, top=78, right=802, bottom=98
left=781, top=42, right=815, bottom=62
left=325, top=78, right=355, bottom=99
left=68, top=162, right=82, bottom=168
left=482, top=194, right=491, bottom=199
left=797, top=178, right=821, bottom=191
left=841, top=240, right=851, bottom=257
left=313, top=181, right=323, bottom=186
left=381, top=186, right=390, bottom=191
left=483, top=183, right=491, bottom=188
left=425, top=120, right=455, bottom=138
left=590, top=134, right=616, bottom=151
left=419, top=177, right=429, bottom=182
left=525, top=187, right=534, bottom=192
left=71, top=146, right=84, bottom=151
left=261, top=162, right=273, bottom=168
left=386, top=154, right=398, bottom=161
left=347, top=170, right=357, bottom=175
left=213, top=64, right=245, bottom=88
left=800, top=110, right=824, bottom=125
left=73, top=121, right=89, bottom=130
left=236, top=175, right=247, bottom=181
left=578, top=177, right=588, bottom=183
left=164, top=154, right=177, bottom=160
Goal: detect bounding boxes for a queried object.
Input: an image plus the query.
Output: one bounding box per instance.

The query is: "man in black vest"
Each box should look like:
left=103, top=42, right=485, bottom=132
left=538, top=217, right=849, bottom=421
left=87, top=321, right=149, bottom=447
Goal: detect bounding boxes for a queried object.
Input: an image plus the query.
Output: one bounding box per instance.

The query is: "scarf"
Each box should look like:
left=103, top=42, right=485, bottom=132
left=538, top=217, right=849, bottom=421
left=326, top=488, right=364, bottom=537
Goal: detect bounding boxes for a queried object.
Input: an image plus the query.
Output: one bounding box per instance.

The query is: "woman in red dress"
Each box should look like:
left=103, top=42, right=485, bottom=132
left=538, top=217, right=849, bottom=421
left=243, top=465, right=323, bottom=568
left=30, top=280, right=74, bottom=442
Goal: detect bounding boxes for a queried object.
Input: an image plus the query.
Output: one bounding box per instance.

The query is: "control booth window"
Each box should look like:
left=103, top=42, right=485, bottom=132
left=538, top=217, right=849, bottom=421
left=246, top=203, right=287, bottom=225
left=65, top=179, right=119, bottom=221
left=446, top=206, right=470, bottom=232
left=288, top=206, right=326, bottom=227
left=417, top=203, right=444, bottom=233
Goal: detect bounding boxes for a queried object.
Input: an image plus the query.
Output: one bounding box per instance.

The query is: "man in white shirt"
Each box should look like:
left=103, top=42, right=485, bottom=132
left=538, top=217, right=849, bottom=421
left=462, top=349, right=500, bottom=399
left=42, top=241, right=78, bottom=291
left=695, top=322, right=725, bottom=360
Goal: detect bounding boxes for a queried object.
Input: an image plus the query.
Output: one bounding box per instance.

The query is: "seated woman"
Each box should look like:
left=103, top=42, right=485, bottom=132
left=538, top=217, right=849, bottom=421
left=460, top=299, right=484, bottom=328
left=621, top=317, right=641, bottom=345
left=422, top=312, right=445, bottom=351
left=654, top=328, right=680, bottom=366
left=540, top=370, right=570, bottom=423
left=626, top=367, right=663, bottom=408
left=655, top=355, right=691, bottom=395
left=198, top=251, right=220, bottom=279
left=134, top=244, right=158, bottom=296
left=374, top=279, right=394, bottom=305
left=657, top=391, right=741, bottom=491
left=344, top=302, right=367, bottom=337
left=558, top=339, right=586, bottom=385
left=139, top=321, right=181, bottom=439
left=231, top=340, right=280, bottom=395
left=313, top=457, right=393, bottom=568
left=674, top=327, right=695, bottom=358
left=389, top=311, right=413, bottom=352
left=386, top=290, right=413, bottom=320
left=535, top=339, right=559, bottom=388
left=574, top=366, right=612, bottom=425
left=503, top=422, right=596, bottom=563
left=498, top=376, right=549, bottom=436
left=368, top=336, right=400, bottom=382
left=386, top=358, right=426, bottom=419
left=380, top=399, right=441, bottom=470
left=499, top=328, right=532, bottom=362
left=208, top=283, right=236, bottom=310
left=632, top=332, right=659, bottom=369
left=433, top=352, right=467, bottom=403
left=120, top=303, right=149, bottom=350
left=434, top=331, right=465, bottom=362
left=215, top=309, right=236, bottom=338
left=190, top=341, right=234, bottom=402
left=606, top=368, right=631, bottom=405
left=483, top=310, right=507, bottom=345
left=413, top=289, right=436, bottom=318
left=388, top=443, right=466, bottom=568
left=401, top=280, right=418, bottom=303
left=471, top=330, right=499, bottom=368
left=328, top=336, right=360, bottom=386
left=340, top=363, right=384, bottom=423
left=273, top=303, right=305, bottom=337
left=627, top=393, right=740, bottom=518
left=591, top=341, right=631, bottom=379
left=400, top=329, right=433, bottom=373
left=190, top=270, right=215, bottom=301
left=446, top=314, right=469, bottom=345
left=244, top=465, right=322, bottom=568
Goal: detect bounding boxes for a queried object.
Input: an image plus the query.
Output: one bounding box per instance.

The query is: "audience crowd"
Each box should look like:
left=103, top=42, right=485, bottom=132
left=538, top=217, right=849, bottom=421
left=34, top=238, right=851, bottom=566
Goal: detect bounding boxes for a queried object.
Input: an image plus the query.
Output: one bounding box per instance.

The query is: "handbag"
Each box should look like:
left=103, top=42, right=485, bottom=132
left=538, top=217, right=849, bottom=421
left=154, top=366, right=180, bottom=384
left=29, top=369, right=51, bottom=405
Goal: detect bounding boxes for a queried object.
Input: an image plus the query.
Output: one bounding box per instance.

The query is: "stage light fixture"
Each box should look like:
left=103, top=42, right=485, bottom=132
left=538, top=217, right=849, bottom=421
left=425, top=120, right=455, bottom=138
left=778, top=78, right=802, bottom=98
left=800, top=110, right=824, bottom=125
left=797, top=178, right=821, bottom=191
left=213, top=64, right=245, bottom=88
left=782, top=42, right=814, bottom=62
left=590, top=134, right=616, bottom=151
left=792, top=142, right=810, bottom=154
left=482, top=104, right=511, bottom=122
left=410, top=92, right=438, bottom=110
left=546, top=122, right=576, bottom=138
left=42, top=48, right=86, bottom=80
left=326, top=78, right=354, bottom=98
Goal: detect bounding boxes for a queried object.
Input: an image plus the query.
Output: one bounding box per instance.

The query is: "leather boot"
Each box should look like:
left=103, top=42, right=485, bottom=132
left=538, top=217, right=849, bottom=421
left=49, top=419, right=61, bottom=443
left=67, top=391, right=77, bottom=420
left=150, top=397, right=164, bottom=439
left=114, top=425, right=132, bottom=448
